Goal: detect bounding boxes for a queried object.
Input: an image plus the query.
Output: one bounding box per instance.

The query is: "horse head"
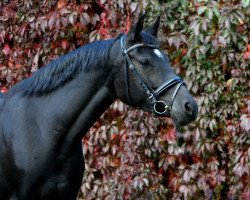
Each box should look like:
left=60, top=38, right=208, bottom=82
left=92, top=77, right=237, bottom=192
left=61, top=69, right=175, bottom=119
left=114, top=15, right=198, bottom=127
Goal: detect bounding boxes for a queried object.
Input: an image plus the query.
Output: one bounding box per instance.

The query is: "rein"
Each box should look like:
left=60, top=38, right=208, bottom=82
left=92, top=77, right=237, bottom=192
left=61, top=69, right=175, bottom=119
left=120, top=35, right=186, bottom=116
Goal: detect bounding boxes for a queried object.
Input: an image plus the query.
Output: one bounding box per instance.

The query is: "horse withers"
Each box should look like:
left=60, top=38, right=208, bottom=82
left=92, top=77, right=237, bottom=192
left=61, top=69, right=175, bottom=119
left=0, top=15, right=197, bottom=199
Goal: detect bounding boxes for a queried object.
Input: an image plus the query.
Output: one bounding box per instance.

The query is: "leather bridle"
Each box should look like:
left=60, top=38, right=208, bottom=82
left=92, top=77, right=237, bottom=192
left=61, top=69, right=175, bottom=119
left=120, top=35, right=186, bottom=116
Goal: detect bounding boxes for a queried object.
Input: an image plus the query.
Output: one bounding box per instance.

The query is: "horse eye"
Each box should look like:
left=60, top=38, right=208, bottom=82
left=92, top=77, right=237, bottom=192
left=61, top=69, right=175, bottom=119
left=139, top=59, right=150, bottom=67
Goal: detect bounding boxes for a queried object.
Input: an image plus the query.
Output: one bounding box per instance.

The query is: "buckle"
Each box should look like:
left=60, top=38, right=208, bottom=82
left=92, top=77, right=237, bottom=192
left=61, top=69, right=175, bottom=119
left=122, top=48, right=128, bottom=55
left=153, top=100, right=171, bottom=115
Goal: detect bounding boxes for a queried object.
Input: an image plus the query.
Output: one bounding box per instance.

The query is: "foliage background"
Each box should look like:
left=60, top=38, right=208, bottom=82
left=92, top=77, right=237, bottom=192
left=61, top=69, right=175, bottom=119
left=0, top=0, right=249, bottom=199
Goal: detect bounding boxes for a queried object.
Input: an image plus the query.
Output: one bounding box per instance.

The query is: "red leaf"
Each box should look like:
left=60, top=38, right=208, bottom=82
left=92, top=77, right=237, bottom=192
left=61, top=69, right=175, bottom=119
left=2, top=44, right=11, bottom=56
left=99, top=27, right=107, bottom=36
left=0, top=87, right=8, bottom=93
left=61, top=40, right=68, bottom=50
left=126, top=15, right=131, bottom=33
left=57, top=0, right=67, bottom=9
left=110, top=156, right=120, bottom=168
left=243, top=51, right=250, bottom=60
left=162, top=128, right=176, bottom=142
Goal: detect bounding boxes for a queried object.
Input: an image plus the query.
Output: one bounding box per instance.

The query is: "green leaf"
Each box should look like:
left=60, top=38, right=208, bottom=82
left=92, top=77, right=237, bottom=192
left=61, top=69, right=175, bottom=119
left=207, top=70, right=213, bottom=80
left=242, top=0, right=250, bottom=7
left=206, top=8, right=213, bottom=20
left=193, top=22, right=200, bottom=36
left=199, top=45, right=207, bottom=54
left=209, top=119, right=217, bottom=131
left=213, top=7, right=220, bottom=18
left=179, top=0, right=188, bottom=9
left=198, top=6, right=207, bottom=15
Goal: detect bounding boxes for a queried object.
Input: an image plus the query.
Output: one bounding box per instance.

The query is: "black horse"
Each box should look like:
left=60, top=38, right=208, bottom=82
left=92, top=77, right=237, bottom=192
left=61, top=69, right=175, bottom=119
left=0, top=15, right=198, bottom=199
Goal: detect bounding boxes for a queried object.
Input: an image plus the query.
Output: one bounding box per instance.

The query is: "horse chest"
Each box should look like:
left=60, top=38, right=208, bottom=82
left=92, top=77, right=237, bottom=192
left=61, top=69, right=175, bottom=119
left=0, top=143, right=84, bottom=200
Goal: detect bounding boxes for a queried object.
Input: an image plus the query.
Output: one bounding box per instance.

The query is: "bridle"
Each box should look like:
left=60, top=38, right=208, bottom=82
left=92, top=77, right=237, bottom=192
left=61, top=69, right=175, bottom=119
left=120, top=35, right=186, bottom=116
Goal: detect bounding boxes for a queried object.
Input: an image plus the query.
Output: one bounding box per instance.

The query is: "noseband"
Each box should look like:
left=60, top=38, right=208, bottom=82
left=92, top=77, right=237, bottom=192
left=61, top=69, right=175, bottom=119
left=120, top=35, right=186, bottom=116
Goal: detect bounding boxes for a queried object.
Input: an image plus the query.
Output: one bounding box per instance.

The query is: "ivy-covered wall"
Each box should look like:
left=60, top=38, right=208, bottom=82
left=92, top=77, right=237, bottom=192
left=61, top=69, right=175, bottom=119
left=0, top=0, right=249, bottom=199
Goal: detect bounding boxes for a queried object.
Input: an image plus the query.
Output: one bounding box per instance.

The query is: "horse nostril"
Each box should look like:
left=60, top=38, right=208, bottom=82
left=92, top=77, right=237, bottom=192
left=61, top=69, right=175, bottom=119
left=184, top=102, right=192, bottom=113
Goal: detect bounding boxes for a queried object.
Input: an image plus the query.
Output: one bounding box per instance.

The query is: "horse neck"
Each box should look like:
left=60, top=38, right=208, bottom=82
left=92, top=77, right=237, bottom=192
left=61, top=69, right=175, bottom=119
left=31, top=48, right=120, bottom=156
left=58, top=81, right=115, bottom=155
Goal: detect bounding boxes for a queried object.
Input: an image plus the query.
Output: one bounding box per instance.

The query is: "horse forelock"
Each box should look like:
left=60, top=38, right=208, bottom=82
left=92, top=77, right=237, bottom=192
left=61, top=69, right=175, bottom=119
left=140, top=32, right=159, bottom=46
left=6, top=38, right=117, bottom=97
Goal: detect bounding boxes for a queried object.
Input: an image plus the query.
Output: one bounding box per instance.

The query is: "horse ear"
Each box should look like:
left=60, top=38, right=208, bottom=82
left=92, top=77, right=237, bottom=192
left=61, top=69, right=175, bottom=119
left=127, top=14, right=145, bottom=41
left=144, top=16, right=160, bottom=37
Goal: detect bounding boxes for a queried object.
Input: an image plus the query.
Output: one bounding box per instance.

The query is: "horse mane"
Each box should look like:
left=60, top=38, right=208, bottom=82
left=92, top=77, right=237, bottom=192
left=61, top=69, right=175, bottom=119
left=7, top=37, right=119, bottom=97
left=6, top=33, right=156, bottom=97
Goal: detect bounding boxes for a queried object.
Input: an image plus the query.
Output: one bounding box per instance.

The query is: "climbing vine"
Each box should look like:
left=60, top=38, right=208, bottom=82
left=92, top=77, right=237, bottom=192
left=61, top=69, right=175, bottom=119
left=0, top=0, right=249, bottom=199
